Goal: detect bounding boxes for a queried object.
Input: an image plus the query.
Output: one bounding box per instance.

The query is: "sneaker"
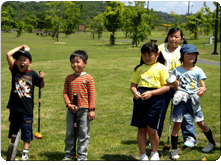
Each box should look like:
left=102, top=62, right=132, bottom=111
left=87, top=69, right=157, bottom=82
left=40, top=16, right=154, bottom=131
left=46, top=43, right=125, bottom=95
left=150, top=152, right=159, bottom=161
left=77, top=157, right=87, bottom=161
left=140, top=154, right=149, bottom=161
left=171, top=149, right=179, bottom=160
left=201, top=142, right=215, bottom=153
left=63, top=157, right=71, bottom=161
left=184, top=137, right=196, bottom=147
left=21, top=153, right=29, bottom=161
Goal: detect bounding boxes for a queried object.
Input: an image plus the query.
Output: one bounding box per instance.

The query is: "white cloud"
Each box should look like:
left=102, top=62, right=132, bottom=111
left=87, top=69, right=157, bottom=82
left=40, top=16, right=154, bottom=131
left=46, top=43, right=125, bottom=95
left=165, top=1, right=178, bottom=7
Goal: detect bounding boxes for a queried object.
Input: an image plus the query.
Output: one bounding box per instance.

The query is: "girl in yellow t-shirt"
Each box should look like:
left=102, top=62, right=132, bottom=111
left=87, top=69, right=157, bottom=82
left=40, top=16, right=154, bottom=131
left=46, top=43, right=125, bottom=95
left=130, top=42, right=170, bottom=161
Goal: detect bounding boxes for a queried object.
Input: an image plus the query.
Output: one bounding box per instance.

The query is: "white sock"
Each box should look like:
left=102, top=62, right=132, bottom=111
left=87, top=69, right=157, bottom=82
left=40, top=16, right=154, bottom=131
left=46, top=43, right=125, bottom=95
left=23, top=149, right=29, bottom=154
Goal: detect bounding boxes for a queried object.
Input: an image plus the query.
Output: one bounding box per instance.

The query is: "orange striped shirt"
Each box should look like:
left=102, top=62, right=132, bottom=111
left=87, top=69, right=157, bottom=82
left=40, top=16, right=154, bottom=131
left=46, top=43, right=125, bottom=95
left=63, top=72, right=96, bottom=110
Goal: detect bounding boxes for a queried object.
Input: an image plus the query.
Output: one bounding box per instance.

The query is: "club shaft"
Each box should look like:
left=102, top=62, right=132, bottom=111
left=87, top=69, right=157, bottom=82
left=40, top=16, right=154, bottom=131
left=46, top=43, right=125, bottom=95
left=73, top=94, right=77, bottom=157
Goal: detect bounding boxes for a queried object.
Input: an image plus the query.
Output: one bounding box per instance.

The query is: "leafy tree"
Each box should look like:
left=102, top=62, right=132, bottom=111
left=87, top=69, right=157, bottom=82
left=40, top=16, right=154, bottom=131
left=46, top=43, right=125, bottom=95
left=62, top=2, right=80, bottom=37
left=1, top=6, right=16, bottom=32
left=46, top=1, right=80, bottom=40
left=94, top=13, right=105, bottom=40
left=36, top=12, right=46, bottom=30
left=16, top=21, right=25, bottom=37
left=170, top=11, right=181, bottom=28
left=24, top=11, right=38, bottom=32
left=103, top=1, right=124, bottom=45
left=44, top=15, right=54, bottom=35
left=122, top=5, right=132, bottom=38
left=125, top=1, right=151, bottom=47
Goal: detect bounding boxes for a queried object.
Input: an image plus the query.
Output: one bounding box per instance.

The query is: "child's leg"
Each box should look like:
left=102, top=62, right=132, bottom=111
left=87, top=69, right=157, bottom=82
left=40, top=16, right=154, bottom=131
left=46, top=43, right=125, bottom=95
left=147, top=126, right=159, bottom=152
left=137, top=127, right=147, bottom=155
left=64, top=109, right=76, bottom=158
left=197, top=121, right=215, bottom=145
left=171, top=122, right=181, bottom=149
left=77, top=109, right=90, bottom=160
left=24, top=141, right=30, bottom=150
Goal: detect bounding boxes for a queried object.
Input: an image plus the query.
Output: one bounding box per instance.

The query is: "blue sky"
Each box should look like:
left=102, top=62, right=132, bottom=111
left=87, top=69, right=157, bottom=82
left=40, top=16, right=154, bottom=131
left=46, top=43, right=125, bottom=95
left=122, top=1, right=217, bottom=15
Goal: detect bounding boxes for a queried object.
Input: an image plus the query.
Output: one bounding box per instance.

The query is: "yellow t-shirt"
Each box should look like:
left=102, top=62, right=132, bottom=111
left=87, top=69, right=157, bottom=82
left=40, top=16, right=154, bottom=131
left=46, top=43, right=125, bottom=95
left=131, top=63, right=169, bottom=88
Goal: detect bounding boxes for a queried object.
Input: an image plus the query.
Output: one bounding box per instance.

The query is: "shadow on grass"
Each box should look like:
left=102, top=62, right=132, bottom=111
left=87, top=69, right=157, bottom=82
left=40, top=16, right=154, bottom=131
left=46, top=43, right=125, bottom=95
left=101, top=154, right=137, bottom=161
left=1, top=150, right=7, bottom=160
left=38, top=151, right=64, bottom=161
left=121, top=140, right=166, bottom=146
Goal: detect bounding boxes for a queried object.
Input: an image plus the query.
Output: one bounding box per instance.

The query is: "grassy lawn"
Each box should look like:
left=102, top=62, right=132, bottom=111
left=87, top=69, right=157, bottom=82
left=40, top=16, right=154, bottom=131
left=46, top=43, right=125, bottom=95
left=1, top=30, right=220, bottom=161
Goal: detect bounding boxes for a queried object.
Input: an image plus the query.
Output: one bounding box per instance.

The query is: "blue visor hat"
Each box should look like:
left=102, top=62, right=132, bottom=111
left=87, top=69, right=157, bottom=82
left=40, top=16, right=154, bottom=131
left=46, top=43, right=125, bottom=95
left=180, top=44, right=199, bottom=55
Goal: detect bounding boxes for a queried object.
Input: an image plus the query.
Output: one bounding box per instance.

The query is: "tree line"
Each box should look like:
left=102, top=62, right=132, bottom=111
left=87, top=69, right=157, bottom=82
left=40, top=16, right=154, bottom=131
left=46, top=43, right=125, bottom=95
left=1, top=1, right=220, bottom=45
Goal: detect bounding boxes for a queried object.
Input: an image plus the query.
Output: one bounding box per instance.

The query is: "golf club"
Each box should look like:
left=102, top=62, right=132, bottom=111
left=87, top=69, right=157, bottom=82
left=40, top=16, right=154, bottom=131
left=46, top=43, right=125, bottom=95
left=34, top=71, right=43, bottom=139
left=72, top=94, right=78, bottom=159
left=162, top=101, right=173, bottom=151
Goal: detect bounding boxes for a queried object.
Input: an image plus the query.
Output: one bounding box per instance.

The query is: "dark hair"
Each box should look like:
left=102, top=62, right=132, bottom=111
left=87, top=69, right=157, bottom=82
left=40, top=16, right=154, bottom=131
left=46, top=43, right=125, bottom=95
left=70, top=50, right=88, bottom=62
left=164, top=27, right=188, bottom=45
left=180, top=53, right=198, bottom=66
left=134, top=42, right=166, bottom=71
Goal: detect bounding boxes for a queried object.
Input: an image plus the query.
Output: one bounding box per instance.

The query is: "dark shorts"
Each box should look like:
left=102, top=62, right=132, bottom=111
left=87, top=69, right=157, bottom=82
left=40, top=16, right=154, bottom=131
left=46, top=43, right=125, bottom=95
left=8, top=110, right=33, bottom=142
left=130, top=87, right=163, bottom=129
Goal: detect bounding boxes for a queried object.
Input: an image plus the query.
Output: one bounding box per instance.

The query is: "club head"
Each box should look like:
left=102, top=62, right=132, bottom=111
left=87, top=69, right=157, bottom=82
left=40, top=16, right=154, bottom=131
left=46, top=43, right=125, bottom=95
left=162, top=145, right=171, bottom=151
left=34, top=132, right=43, bottom=139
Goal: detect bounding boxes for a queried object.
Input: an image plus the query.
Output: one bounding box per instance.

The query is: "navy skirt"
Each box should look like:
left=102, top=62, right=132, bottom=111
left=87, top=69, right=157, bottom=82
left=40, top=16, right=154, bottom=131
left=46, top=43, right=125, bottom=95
left=130, top=87, right=163, bottom=129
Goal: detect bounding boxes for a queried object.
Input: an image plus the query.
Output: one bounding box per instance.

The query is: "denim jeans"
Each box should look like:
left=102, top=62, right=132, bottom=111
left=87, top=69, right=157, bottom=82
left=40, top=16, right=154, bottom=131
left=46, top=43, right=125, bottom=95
left=158, top=88, right=197, bottom=142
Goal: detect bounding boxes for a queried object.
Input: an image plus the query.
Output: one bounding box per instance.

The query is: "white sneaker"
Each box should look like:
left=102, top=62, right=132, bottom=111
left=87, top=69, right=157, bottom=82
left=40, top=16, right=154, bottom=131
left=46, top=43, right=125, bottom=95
left=202, top=142, right=215, bottom=153
left=63, top=157, right=71, bottom=161
left=77, top=157, right=87, bottom=161
left=171, top=149, right=179, bottom=160
left=140, top=154, right=149, bottom=161
left=21, top=153, right=29, bottom=161
left=150, top=152, right=159, bottom=161
left=184, top=136, right=196, bottom=147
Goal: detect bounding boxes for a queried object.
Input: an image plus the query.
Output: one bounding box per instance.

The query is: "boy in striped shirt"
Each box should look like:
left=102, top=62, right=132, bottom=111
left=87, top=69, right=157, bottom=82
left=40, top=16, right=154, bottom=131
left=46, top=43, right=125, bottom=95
left=63, top=50, right=95, bottom=161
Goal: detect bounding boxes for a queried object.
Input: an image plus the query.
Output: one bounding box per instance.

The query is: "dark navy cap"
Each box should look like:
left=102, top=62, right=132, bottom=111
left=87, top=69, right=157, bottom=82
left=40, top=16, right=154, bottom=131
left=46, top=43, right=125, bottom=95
left=180, top=44, right=199, bottom=55
left=13, top=50, right=32, bottom=61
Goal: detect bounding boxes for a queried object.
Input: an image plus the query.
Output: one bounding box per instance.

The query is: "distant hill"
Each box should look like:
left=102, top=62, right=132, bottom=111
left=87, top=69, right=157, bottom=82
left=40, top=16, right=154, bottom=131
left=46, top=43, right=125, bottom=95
left=2, top=1, right=189, bottom=24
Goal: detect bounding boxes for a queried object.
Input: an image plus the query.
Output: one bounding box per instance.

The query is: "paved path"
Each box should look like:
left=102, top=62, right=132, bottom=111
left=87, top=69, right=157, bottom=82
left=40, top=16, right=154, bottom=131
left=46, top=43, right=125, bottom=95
left=198, top=58, right=220, bottom=67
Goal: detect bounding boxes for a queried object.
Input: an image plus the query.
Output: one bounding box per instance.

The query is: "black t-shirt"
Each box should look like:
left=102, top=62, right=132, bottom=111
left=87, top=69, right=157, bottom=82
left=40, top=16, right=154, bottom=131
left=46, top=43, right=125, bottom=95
left=7, top=63, right=40, bottom=116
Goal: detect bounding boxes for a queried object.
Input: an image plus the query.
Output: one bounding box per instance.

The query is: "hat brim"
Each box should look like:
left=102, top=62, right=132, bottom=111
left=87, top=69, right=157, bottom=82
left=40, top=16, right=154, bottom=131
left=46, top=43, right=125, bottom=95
left=13, top=51, right=32, bottom=61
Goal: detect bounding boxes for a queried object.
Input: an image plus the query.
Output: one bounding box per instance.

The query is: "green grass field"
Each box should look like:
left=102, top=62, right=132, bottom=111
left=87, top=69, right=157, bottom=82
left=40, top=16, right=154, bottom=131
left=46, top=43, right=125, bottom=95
left=1, top=30, right=220, bottom=161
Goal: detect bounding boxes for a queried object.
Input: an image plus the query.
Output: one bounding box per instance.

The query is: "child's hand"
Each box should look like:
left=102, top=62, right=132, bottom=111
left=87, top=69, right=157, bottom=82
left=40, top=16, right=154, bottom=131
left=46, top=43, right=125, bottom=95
left=68, top=104, right=78, bottom=113
left=197, top=87, right=206, bottom=96
left=134, top=91, right=141, bottom=100
left=21, top=45, right=30, bottom=52
left=172, top=81, right=180, bottom=90
left=38, top=71, right=45, bottom=79
left=87, top=110, right=95, bottom=121
left=141, top=91, right=152, bottom=100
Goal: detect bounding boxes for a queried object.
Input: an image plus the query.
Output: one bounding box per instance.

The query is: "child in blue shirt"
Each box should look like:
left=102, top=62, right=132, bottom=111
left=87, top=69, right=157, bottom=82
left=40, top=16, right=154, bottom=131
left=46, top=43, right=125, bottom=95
left=170, top=44, right=215, bottom=160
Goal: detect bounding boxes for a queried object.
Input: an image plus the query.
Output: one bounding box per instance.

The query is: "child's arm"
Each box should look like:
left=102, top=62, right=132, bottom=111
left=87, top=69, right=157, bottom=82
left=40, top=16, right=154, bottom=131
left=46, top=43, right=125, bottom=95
left=63, top=77, right=78, bottom=113
left=130, top=83, right=141, bottom=100
left=141, top=85, right=170, bottom=100
left=197, top=80, right=206, bottom=96
left=6, top=45, right=30, bottom=68
left=87, top=77, right=96, bottom=121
